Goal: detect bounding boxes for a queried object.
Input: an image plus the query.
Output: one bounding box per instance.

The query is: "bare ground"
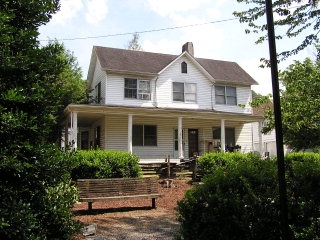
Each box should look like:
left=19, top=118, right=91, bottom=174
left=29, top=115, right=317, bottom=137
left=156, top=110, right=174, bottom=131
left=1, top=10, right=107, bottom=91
left=71, top=179, right=193, bottom=240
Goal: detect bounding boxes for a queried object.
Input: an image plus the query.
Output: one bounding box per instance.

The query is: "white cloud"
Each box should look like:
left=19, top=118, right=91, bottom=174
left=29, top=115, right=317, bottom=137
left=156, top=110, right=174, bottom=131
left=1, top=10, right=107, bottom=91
left=85, top=0, right=109, bottom=25
left=51, top=0, right=84, bottom=25
left=240, top=58, right=273, bottom=96
left=147, top=0, right=210, bottom=17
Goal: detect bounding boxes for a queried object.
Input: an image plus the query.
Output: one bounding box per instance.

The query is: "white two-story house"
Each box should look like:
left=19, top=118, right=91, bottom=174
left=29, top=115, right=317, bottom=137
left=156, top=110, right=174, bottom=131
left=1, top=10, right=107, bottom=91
left=64, top=42, right=263, bottom=161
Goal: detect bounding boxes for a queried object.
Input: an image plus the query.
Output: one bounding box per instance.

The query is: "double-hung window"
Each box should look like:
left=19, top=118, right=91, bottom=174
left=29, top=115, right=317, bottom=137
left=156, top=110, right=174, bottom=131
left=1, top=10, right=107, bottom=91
left=173, top=82, right=196, bottom=103
left=133, top=125, right=157, bottom=146
left=215, top=86, right=237, bottom=105
left=124, top=78, right=150, bottom=100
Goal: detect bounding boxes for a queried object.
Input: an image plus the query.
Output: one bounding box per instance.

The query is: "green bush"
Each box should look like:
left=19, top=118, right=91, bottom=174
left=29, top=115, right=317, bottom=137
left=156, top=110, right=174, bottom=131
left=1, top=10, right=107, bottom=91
left=71, top=150, right=142, bottom=179
left=176, top=152, right=320, bottom=240
left=197, top=152, right=262, bottom=178
left=0, top=144, right=82, bottom=239
left=286, top=153, right=320, bottom=239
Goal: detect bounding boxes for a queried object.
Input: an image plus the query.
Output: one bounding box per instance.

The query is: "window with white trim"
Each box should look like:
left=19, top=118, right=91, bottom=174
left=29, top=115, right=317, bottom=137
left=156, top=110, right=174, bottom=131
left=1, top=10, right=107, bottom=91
left=215, top=86, right=237, bottom=105
left=173, top=82, right=196, bottom=103
left=124, top=78, right=150, bottom=100
left=133, top=125, right=157, bottom=146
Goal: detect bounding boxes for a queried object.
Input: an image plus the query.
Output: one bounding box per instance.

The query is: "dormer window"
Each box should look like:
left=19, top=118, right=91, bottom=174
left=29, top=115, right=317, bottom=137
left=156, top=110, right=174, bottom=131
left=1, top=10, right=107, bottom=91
left=181, top=61, right=187, bottom=73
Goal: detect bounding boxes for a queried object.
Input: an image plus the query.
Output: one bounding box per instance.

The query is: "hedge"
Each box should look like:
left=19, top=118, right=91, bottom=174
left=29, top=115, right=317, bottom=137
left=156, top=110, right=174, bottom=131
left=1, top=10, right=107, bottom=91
left=70, top=150, right=142, bottom=179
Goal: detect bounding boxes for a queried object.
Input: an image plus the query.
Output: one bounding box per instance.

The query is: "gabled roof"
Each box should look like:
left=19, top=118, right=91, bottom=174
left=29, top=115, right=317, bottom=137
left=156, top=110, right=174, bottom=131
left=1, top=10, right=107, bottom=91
left=89, top=45, right=258, bottom=86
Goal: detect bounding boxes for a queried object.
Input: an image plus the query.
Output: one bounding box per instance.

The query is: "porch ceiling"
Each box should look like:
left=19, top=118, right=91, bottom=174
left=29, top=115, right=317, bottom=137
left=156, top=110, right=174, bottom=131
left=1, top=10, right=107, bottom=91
left=65, top=104, right=263, bottom=127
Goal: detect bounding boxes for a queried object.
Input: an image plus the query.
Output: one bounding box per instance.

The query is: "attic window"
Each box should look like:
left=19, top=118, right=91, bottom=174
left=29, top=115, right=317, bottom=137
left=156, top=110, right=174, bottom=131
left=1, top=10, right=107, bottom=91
left=181, top=62, right=187, bottom=73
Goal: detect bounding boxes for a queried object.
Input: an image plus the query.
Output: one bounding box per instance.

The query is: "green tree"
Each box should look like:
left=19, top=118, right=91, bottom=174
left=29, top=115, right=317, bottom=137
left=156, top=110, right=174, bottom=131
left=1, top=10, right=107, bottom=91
left=0, top=1, right=83, bottom=238
left=127, top=32, right=143, bottom=51
left=252, top=58, right=320, bottom=150
left=37, top=40, right=89, bottom=143
left=233, top=0, right=320, bottom=64
left=279, top=58, right=320, bottom=150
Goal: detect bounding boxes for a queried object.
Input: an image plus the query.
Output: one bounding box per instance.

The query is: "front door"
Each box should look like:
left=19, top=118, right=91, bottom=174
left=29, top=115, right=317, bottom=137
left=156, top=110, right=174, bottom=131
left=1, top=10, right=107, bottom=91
left=188, top=129, right=199, bottom=157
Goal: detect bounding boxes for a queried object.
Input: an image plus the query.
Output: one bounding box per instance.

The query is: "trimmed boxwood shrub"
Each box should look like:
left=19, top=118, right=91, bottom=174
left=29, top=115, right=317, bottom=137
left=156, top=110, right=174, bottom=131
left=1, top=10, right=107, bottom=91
left=176, top=152, right=320, bottom=240
left=71, top=150, right=142, bottom=179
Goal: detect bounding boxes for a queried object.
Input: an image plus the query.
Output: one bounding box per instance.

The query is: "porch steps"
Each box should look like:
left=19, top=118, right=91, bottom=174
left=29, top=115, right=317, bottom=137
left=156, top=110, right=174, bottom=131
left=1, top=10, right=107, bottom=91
left=139, top=161, right=198, bottom=180
left=139, top=163, right=162, bottom=178
left=175, top=171, right=193, bottom=180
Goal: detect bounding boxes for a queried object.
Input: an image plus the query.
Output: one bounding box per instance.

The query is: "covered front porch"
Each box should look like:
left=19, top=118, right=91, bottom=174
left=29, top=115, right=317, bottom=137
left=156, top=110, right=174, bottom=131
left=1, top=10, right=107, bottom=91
left=63, top=104, right=263, bottom=162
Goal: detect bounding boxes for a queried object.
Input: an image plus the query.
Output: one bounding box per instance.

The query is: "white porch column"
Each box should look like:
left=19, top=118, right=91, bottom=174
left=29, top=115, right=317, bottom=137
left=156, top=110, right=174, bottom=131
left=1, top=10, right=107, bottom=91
left=71, top=111, right=78, bottom=149
left=220, top=119, right=225, bottom=152
left=128, top=114, right=133, bottom=154
left=64, top=120, right=69, bottom=148
left=178, top=117, right=184, bottom=159
left=258, top=121, right=263, bottom=155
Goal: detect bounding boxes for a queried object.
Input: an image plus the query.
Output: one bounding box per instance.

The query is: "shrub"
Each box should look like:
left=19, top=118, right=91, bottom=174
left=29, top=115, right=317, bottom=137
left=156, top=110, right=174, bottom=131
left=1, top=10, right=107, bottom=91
left=71, top=150, right=142, bottom=179
left=0, top=144, right=82, bottom=239
left=176, top=152, right=320, bottom=239
left=177, top=153, right=279, bottom=240
left=286, top=153, right=320, bottom=239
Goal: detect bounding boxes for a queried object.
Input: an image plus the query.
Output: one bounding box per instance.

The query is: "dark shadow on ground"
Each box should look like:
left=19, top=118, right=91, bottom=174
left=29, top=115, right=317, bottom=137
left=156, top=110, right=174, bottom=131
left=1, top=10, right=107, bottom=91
left=73, top=206, right=153, bottom=216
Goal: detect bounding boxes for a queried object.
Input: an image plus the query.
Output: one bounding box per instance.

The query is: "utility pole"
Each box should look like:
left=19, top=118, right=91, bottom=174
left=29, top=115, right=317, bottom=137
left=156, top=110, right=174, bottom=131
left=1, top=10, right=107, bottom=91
left=265, top=0, right=289, bottom=239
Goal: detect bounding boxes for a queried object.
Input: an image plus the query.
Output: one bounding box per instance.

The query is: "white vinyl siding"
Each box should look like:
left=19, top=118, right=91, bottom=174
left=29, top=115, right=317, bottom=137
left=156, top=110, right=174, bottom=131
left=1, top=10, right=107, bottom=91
left=91, top=59, right=106, bottom=104
left=157, top=56, right=211, bottom=109
left=235, top=123, right=253, bottom=153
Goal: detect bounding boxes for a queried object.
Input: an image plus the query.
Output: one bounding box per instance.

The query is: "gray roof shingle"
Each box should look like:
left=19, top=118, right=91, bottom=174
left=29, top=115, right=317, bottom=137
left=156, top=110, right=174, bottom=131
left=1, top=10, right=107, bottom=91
left=94, top=46, right=258, bottom=85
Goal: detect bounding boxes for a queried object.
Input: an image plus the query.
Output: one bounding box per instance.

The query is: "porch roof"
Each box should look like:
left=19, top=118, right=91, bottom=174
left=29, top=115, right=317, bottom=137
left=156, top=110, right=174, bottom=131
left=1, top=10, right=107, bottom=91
left=65, top=104, right=263, bottom=127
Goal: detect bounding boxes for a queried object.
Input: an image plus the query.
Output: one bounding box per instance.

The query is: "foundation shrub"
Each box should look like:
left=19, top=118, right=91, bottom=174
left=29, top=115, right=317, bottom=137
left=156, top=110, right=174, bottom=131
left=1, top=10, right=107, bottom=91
left=71, top=150, right=142, bottom=179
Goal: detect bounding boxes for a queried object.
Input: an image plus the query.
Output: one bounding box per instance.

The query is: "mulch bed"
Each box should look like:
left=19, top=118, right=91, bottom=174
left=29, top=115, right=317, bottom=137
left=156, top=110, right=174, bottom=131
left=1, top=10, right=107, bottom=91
left=71, top=179, right=193, bottom=239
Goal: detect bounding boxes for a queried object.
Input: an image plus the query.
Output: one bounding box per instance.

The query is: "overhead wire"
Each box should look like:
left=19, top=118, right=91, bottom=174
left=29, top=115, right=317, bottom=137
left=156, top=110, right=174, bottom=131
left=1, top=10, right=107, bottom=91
left=39, top=17, right=238, bottom=42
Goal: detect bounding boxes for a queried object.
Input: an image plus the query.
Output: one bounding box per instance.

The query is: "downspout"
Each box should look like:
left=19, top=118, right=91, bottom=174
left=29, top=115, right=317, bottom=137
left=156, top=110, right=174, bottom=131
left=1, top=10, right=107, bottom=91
left=153, top=76, right=159, bottom=107
left=211, top=82, right=215, bottom=110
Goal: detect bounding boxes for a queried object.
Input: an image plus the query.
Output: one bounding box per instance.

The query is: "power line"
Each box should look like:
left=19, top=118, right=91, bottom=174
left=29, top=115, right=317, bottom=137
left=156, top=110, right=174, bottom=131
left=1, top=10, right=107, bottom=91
left=39, top=17, right=238, bottom=42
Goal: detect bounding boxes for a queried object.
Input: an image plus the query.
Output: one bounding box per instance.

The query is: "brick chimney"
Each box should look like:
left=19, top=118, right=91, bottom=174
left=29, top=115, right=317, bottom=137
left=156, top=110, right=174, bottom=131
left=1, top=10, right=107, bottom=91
left=182, top=42, right=194, bottom=56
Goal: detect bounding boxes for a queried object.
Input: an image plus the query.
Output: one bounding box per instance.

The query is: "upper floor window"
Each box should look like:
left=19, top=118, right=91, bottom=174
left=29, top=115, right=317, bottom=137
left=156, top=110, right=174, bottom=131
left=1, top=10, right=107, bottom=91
left=124, top=78, right=150, bottom=100
left=133, top=125, right=157, bottom=146
left=181, top=61, right=187, bottom=73
left=95, top=82, right=101, bottom=103
left=173, top=82, right=196, bottom=103
left=215, top=86, right=237, bottom=105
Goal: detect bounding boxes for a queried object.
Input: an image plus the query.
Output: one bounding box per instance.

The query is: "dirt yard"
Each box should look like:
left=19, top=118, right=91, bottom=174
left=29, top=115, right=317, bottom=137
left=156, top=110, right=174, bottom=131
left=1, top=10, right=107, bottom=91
left=72, top=179, right=193, bottom=239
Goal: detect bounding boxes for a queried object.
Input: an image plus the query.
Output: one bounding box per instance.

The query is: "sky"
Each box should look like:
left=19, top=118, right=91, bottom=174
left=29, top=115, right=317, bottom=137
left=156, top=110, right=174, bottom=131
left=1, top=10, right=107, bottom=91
left=38, top=0, right=316, bottom=96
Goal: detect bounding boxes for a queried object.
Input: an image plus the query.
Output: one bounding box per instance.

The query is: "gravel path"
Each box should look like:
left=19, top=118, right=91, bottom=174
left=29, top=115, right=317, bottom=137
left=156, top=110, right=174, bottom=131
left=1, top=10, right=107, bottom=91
left=82, top=208, right=179, bottom=240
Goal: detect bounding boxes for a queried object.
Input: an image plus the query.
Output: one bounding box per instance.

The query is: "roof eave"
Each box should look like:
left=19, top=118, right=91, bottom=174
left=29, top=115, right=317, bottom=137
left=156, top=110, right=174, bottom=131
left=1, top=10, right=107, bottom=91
left=103, top=68, right=159, bottom=78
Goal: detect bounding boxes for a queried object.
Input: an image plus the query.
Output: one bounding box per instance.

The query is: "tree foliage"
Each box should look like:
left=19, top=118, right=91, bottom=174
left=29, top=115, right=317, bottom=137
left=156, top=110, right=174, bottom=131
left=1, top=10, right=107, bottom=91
left=0, top=1, right=85, bottom=238
left=233, top=0, right=320, bottom=65
left=251, top=58, right=320, bottom=150
left=279, top=58, right=320, bottom=150
left=127, top=32, right=143, bottom=51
